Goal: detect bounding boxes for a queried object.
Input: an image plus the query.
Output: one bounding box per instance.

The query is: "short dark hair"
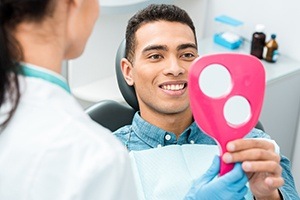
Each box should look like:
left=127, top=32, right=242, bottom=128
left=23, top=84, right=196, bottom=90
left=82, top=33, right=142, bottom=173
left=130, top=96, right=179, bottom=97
left=125, top=4, right=197, bottom=63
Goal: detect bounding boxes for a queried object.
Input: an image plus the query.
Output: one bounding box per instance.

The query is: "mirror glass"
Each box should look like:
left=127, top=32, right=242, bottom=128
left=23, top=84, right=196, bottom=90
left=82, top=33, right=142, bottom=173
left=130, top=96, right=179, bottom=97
left=199, top=64, right=231, bottom=98
left=198, top=64, right=251, bottom=126
left=224, top=96, right=251, bottom=126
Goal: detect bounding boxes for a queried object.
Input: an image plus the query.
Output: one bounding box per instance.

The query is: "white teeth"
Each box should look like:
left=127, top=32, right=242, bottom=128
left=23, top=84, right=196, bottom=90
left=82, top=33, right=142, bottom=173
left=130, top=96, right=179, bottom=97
left=162, top=84, right=185, bottom=91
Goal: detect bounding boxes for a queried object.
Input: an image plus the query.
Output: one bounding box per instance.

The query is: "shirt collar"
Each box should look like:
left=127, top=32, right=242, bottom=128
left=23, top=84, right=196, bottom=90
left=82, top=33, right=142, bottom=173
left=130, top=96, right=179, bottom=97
left=131, top=112, right=203, bottom=148
left=20, top=62, right=71, bottom=93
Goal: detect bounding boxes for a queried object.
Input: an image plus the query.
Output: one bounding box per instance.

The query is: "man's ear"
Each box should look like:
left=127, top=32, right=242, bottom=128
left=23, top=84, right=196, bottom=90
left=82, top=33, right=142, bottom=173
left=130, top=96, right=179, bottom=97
left=121, top=58, right=134, bottom=86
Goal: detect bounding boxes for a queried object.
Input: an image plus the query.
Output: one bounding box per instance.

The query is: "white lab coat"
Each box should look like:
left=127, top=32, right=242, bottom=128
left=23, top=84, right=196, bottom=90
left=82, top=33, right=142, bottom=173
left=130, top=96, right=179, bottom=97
left=0, top=72, right=137, bottom=199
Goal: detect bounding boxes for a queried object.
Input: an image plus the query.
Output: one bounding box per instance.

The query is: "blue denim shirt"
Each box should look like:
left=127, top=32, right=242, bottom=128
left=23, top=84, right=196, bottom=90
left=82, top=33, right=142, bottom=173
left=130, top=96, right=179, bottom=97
left=114, top=112, right=300, bottom=199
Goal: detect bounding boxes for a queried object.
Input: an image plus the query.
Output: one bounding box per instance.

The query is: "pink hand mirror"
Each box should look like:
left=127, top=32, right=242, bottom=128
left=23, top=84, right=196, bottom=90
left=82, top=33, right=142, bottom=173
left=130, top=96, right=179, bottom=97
left=188, top=53, right=265, bottom=176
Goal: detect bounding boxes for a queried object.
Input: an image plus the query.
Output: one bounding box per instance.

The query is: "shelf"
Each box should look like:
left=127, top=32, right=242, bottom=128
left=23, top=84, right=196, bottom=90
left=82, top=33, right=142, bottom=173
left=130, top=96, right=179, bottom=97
left=197, top=37, right=300, bottom=84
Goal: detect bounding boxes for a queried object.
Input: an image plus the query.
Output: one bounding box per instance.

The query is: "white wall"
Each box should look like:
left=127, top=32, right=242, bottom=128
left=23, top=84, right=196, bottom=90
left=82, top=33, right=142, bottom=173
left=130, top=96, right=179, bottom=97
left=68, top=13, right=130, bottom=89
left=174, top=0, right=208, bottom=39
left=203, top=0, right=300, bottom=62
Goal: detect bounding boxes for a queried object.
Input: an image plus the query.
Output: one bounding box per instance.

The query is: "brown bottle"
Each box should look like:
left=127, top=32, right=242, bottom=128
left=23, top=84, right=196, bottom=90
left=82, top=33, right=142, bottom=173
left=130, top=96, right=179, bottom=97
left=264, top=34, right=278, bottom=63
left=250, top=24, right=266, bottom=59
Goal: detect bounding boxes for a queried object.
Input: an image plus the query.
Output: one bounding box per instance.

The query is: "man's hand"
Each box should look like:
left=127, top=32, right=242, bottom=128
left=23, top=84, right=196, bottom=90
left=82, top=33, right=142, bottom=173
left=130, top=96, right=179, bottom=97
left=222, top=139, right=284, bottom=199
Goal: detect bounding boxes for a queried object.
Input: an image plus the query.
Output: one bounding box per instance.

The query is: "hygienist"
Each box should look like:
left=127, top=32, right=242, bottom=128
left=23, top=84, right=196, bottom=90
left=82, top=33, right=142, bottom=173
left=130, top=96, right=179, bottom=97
left=0, top=0, right=137, bottom=199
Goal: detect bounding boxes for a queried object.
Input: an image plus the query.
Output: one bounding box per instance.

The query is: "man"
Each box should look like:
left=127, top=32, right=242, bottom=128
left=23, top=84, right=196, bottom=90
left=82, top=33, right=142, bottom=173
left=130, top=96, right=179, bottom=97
left=114, top=4, right=299, bottom=200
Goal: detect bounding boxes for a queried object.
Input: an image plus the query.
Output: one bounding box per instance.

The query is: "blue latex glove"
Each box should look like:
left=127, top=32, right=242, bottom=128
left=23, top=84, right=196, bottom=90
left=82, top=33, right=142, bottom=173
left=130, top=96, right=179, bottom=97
left=184, top=156, right=249, bottom=200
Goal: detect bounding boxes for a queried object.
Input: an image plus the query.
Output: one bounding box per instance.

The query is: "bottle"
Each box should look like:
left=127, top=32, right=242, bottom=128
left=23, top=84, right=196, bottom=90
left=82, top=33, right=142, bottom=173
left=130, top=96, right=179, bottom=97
left=263, top=34, right=279, bottom=63
left=250, top=24, right=266, bottom=59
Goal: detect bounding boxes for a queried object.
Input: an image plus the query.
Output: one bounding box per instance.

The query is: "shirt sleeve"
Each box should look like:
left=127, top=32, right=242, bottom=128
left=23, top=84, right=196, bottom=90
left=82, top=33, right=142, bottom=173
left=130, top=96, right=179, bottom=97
left=278, top=155, right=300, bottom=200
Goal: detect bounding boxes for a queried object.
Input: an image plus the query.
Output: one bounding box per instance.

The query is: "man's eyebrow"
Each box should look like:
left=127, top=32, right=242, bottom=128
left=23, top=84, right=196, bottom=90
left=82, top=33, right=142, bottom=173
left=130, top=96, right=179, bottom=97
left=177, top=43, right=198, bottom=51
left=142, top=45, right=168, bottom=54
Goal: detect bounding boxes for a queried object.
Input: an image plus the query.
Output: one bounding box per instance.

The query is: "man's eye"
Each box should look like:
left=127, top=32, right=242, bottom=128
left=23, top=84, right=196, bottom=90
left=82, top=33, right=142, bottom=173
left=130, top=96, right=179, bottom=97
left=149, top=54, right=163, bottom=60
left=182, top=53, right=195, bottom=58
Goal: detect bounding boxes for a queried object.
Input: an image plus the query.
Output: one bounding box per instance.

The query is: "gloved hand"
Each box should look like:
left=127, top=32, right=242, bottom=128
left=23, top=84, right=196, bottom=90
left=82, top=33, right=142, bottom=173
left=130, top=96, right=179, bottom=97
left=184, top=156, right=249, bottom=200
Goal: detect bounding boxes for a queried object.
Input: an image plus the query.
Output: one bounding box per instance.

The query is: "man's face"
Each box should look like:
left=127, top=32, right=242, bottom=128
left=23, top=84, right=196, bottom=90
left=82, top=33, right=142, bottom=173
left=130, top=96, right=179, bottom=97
left=124, top=21, right=198, bottom=119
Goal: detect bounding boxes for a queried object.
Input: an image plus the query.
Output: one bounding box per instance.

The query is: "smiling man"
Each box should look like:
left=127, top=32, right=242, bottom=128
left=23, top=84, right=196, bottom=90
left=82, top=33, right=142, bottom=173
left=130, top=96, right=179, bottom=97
left=121, top=17, right=197, bottom=139
left=114, top=4, right=299, bottom=200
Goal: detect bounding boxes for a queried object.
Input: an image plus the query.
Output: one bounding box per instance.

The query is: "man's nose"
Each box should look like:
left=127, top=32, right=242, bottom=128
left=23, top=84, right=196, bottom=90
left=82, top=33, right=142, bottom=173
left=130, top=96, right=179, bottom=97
left=163, top=57, right=185, bottom=76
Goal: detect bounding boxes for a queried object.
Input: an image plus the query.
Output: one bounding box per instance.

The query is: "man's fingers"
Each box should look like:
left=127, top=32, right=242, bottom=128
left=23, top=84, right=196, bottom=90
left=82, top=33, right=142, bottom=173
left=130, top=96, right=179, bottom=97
left=223, top=149, right=280, bottom=163
left=242, top=161, right=282, bottom=175
left=227, top=139, right=275, bottom=152
left=265, top=176, right=285, bottom=189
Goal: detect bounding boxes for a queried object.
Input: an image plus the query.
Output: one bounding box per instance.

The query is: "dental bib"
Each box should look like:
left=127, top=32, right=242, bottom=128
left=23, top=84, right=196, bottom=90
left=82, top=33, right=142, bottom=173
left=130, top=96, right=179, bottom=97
left=129, top=144, right=253, bottom=200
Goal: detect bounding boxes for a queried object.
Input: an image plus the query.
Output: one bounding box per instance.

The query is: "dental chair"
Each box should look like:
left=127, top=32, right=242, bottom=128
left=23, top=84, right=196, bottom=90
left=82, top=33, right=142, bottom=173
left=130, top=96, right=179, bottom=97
left=85, top=39, right=265, bottom=132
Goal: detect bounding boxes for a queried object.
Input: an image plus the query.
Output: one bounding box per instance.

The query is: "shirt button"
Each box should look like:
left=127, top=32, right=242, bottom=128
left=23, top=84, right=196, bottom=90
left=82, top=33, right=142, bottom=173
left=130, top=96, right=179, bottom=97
left=190, top=140, right=195, bottom=144
left=165, top=134, right=171, bottom=141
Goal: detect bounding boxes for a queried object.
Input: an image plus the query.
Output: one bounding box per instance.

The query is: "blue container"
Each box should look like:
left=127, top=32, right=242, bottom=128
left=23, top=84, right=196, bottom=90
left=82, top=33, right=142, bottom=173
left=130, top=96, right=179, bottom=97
left=213, top=15, right=244, bottom=49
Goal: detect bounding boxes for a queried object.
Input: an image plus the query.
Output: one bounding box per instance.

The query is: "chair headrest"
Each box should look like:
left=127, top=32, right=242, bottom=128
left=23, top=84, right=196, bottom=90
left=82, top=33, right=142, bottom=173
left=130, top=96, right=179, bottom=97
left=115, top=39, right=139, bottom=111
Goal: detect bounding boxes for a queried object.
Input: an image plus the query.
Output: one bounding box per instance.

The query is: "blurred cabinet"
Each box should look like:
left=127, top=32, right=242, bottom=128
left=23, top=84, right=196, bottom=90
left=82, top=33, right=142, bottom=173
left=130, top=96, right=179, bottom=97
left=260, top=72, right=300, bottom=161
